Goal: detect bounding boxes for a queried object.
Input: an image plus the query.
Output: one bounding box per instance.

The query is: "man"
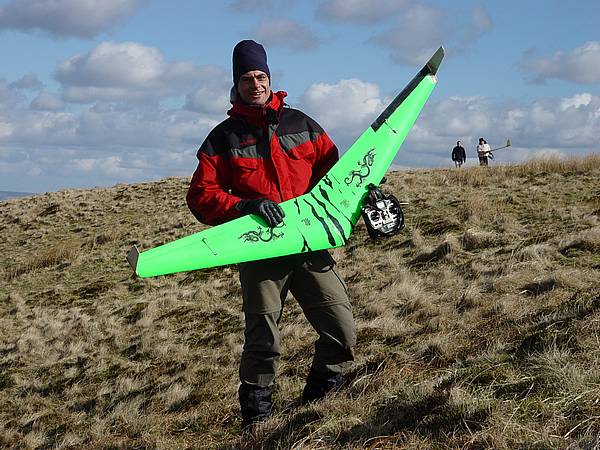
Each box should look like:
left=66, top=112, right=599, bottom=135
left=451, top=141, right=466, bottom=168
left=186, top=40, right=356, bottom=429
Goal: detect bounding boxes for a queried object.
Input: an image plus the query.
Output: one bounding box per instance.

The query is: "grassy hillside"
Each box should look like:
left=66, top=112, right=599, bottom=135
left=1, top=156, right=599, bottom=449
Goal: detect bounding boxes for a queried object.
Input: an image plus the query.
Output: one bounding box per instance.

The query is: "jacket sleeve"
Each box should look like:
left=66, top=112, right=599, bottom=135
left=186, top=135, right=243, bottom=226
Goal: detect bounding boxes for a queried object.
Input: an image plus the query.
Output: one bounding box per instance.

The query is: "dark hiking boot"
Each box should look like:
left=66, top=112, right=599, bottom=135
left=239, top=382, right=272, bottom=430
left=301, top=369, right=343, bottom=404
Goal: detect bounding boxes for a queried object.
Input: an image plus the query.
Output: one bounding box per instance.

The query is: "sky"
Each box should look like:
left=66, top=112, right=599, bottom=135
left=0, top=0, right=599, bottom=193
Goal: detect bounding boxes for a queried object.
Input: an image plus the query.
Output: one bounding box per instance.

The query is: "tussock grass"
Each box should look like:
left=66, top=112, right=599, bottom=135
left=457, top=194, right=506, bottom=223
left=519, top=153, right=600, bottom=174
left=559, top=226, right=600, bottom=255
left=461, top=228, right=502, bottom=250
left=512, top=242, right=556, bottom=262
left=4, top=239, right=82, bottom=280
left=1, top=156, right=599, bottom=448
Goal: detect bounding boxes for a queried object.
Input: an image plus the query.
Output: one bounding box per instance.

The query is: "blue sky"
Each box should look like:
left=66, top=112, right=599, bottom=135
left=1, top=0, right=599, bottom=193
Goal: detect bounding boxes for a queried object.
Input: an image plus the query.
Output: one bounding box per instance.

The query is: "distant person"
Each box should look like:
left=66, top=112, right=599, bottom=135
left=451, top=141, right=466, bottom=167
left=477, top=137, right=492, bottom=166
left=186, top=40, right=356, bottom=430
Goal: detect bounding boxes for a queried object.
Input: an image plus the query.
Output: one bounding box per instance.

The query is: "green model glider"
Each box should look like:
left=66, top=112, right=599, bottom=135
left=128, top=46, right=444, bottom=278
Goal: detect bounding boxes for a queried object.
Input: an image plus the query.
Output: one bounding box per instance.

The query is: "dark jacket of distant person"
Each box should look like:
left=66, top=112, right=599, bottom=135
left=452, top=141, right=466, bottom=166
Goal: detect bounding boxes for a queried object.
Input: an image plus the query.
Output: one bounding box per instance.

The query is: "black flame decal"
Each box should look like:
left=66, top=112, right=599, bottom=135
left=240, top=224, right=284, bottom=243
left=344, top=148, right=376, bottom=187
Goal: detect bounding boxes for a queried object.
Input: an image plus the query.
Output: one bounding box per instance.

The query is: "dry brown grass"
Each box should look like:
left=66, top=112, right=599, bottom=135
left=4, top=239, right=82, bottom=280
left=1, top=156, right=599, bottom=449
left=444, top=154, right=600, bottom=187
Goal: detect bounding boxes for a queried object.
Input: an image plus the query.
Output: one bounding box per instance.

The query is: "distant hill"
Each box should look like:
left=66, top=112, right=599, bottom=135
left=0, top=191, right=36, bottom=201
left=1, top=157, right=599, bottom=449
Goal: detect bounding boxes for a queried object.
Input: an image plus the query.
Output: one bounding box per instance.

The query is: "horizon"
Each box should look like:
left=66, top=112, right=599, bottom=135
left=1, top=0, right=599, bottom=192
left=3, top=152, right=597, bottom=198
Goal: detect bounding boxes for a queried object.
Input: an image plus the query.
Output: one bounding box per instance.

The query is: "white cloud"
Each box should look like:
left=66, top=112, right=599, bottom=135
left=368, top=4, right=492, bottom=65
left=466, top=6, right=493, bottom=41
left=55, top=42, right=226, bottom=103
left=299, top=78, right=385, bottom=141
left=185, top=87, right=230, bottom=115
left=0, top=78, right=222, bottom=191
left=0, top=80, right=26, bottom=110
left=57, top=42, right=164, bottom=87
left=521, top=41, right=600, bottom=85
left=251, top=18, right=320, bottom=51
left=423, top=96, right=493, bottom=136
left=0, top=0, right=146, bottom=38
left=69, top=155, right=142, bottom=179
left=411, top=92, right=600, bottom=164
left=4, top=111, right=78, bottom=145
left=9, top=73, right=44, bottom=90
left=369, top=3, right=445, bottom=65
left=30, top=91, right=65, bottom=111
left=0, top=121, right=14, bottom=138
left=317, top=0, right=408, bottom=25
left=560, top=93, right=592, bottom=111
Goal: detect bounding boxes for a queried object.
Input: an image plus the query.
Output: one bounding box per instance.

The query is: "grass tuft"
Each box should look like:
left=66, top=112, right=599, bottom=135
left=4, top=239, right=81, bottom=280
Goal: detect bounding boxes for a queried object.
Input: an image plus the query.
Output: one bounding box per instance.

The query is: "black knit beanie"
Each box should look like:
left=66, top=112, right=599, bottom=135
left=232, top=40, right=270, bottom=87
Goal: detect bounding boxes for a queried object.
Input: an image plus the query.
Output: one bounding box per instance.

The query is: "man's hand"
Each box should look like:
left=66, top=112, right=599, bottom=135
left=236, top=198, right=285, bottom=227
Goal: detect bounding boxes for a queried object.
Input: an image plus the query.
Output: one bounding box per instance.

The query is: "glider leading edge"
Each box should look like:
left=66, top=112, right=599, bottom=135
left=128, top=46, right=445, bottom=278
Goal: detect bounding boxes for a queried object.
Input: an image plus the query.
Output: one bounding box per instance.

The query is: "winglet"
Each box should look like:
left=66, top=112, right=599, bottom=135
left=371, top=44, right=444, bottom=131
left=426, top=46, right=445, bottom=75
left=127, top=245, right=139, bottom=274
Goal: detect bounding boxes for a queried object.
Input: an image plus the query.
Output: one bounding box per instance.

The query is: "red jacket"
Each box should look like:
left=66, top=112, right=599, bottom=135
left=187, top=91, right=339, bottom=225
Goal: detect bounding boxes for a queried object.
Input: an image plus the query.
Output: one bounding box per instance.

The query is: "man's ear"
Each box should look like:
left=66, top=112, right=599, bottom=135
left=229, top=86, right=238, bottom=104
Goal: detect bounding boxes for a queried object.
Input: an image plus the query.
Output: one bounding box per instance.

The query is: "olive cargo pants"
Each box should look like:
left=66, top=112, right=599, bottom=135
left=238, top=250, right=356, bottom=387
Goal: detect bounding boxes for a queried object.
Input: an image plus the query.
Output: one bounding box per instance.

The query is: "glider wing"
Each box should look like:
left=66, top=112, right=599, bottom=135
left=129, top=46, right=444, bottom=277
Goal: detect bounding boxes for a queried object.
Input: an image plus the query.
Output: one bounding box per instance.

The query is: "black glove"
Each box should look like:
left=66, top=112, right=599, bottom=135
left=236, top=198, right=285, bottom=227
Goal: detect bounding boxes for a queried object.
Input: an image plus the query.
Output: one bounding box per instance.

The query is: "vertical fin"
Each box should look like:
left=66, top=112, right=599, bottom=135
left=372, top=46, right=444, bottom=131
left=127, top=245, right=139, bottom=274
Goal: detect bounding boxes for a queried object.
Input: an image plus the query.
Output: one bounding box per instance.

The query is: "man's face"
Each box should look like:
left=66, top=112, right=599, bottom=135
left=237, top=70, right=271, bottom=106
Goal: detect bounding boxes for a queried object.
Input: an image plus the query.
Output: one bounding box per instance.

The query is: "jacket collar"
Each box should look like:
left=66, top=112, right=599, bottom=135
left=228, top=90, right=287, bottom=126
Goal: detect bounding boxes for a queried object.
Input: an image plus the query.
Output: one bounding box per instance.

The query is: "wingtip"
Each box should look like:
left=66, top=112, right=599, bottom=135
left=426, top=46, right=445, bottom=75
left=127, top=245, right=139, bottom=275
